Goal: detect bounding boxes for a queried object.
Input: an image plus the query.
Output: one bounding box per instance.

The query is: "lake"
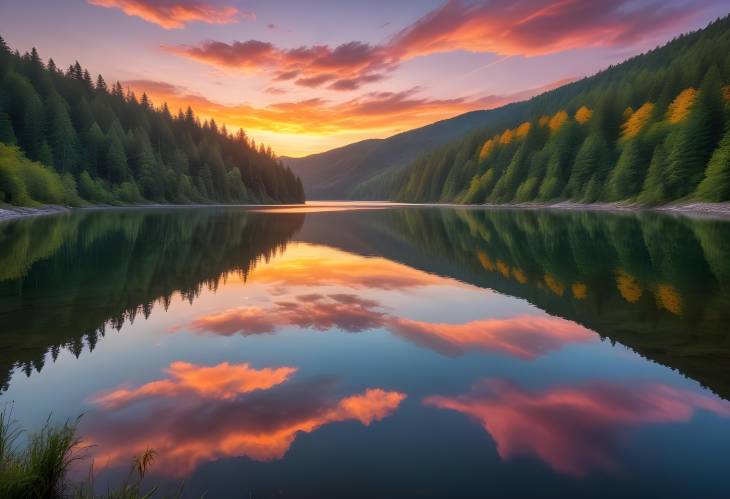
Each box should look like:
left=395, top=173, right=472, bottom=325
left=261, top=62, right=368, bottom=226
left=1, top=204, right=729, bottom=498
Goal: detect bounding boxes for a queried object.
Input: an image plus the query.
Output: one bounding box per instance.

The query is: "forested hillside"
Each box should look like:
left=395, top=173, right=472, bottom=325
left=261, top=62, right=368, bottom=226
left=0, top=37, right=304, bottom=206
left=283, top=104, right=531, bottom=200
left=395, top=16, right=730, bottom=204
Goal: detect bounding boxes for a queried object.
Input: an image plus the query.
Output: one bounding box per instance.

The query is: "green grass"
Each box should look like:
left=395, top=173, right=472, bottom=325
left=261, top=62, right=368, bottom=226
left=0, top=409, right=181, bottom=499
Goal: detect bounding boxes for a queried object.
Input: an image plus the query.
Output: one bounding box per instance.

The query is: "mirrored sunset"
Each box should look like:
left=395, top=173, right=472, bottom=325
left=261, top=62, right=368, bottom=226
left=2, top=2, right=730, bottom=497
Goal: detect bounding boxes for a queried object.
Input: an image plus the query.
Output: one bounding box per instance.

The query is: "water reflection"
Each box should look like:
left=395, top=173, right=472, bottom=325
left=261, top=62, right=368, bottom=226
left=308, top=208, right=730, bottom=398
left=184, top=289, right=594, bottom=359
left=84, top=364, right=404, bottom=476
left=0, top=209, right=303, bottom=390
left=425, top=378, right=730, bottom=476
left=90, top=361, right=297, bottom=409
left=1, top=206, right=730, bottom=497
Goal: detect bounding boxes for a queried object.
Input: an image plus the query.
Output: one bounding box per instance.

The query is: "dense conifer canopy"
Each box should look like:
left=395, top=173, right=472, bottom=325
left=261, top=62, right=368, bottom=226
left=394, top=16, right=730, bottom=205
left=0, top=38, right=305, bottom=206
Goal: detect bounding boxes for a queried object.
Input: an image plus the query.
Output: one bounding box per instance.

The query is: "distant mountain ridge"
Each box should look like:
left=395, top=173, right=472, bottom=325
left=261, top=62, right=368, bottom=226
left=282, top=104, right=531, bottom=200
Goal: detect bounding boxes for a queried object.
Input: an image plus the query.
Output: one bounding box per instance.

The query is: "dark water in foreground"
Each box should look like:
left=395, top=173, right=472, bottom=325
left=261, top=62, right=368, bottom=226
left=1, top=204, right=730, bottom=498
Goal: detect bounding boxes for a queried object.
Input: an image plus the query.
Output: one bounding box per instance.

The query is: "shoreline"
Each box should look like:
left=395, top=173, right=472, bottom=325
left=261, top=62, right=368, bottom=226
left=476, top=201, right=730, bottom=220
left=2, top=200, right=730, bottom=224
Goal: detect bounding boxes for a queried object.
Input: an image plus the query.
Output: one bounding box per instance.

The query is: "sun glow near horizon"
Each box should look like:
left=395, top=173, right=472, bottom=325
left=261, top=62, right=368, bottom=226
left=2, top=0, right=727, bottom=157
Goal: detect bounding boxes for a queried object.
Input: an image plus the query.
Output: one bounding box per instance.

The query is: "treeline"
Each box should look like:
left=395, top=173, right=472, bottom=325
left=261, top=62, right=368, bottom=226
left=0, top=37, right=304, bottom=206
left=395, top=15, right=730, bottom=204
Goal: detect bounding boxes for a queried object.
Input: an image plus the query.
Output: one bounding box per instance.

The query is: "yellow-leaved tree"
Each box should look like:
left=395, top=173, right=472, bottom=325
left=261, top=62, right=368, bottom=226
left=548, top=111, right=568, bottom=132
left=621, top=102, right=654, bottom=138
left=666, top=87, right=697, bottom=123
left=574, top=106, right=593, bottom=124
left=514, top=122, right=531, bottom=138
left=499, top=129, right=514, bottom=145
left=479, top=138, right=496, bottom=161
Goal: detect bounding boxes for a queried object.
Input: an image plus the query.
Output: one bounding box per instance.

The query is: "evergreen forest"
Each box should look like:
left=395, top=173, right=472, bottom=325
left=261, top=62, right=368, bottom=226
left=0, top=38, right=305, bottom=206
left=395, top=15, right=730, bottom=205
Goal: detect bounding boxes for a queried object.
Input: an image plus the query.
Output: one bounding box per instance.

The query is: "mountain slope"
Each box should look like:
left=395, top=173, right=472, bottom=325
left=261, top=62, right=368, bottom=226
left=287, top=15, right=730, bottom=204
left=282, top=103, right=530, bottom=200
left=395, top=15, right=730, bottom=204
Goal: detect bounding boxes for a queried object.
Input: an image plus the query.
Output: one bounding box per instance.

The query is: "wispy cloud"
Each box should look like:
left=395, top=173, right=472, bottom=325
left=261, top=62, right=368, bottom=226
left=167, top=0, right=700, bottom=88
left=124, top=77, right=573, bottom=137
left=87, top=0, right=251, bottom=29
left=181, top=292, right=594, bottom=359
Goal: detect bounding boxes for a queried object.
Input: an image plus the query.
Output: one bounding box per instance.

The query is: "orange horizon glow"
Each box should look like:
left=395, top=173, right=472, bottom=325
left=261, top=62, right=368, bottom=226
left=123, top=78, right=573, bottom=157
left=5, top=1, right=723, bottom=157
left=242, top=243, right=454, bottom=290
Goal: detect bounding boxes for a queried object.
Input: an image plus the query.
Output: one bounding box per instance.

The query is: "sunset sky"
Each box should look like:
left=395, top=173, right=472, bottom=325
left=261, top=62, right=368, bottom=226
left=1, top=0, right=728, bottom=156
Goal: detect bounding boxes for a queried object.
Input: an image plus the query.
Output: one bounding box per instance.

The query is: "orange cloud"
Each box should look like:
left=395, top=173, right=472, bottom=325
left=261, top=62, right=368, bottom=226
left=84, top=375, right=405, bottom=476
left=125, top=80, right=568, bottom=136
left=425, top=378, right=730, bottom=476
left=183, top=293, right=594, bottom=360
left=90, top=361, right=296, bottom=409
left=88, top=0, right=248, bottom=29
left=167, top=0, right=696, bottom=88
left=123, top=78, right=572, bottom=155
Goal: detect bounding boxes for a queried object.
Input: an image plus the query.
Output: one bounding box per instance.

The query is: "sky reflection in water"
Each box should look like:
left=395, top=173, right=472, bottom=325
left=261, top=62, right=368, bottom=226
left=1, top=206, right=729, bottom=497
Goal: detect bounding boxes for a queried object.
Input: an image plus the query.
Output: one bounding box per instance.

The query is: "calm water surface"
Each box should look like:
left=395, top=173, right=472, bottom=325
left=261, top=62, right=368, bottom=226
left=1, top=204, right=730, bottom=498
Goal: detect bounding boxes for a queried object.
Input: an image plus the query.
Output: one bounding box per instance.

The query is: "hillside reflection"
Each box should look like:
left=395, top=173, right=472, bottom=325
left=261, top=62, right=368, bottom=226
left=0, top=209, right=303, bottom=390
left=317, top=208, right=730, bottom=399
left=2, top=206, right=730, bottom=402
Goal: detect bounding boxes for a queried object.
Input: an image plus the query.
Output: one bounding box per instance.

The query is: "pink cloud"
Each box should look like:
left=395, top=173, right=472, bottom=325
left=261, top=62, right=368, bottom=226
left=425, top=378, right=730, bottom=475
left=388, top=0, right=695, bottom=58
left=168, top=39, right=391, bottom=91
left=88, top=0, right=250, bottom=29
left=182, top=293, right=594, bottom=359
left=388, top=314, right=593, bottom=359
left=166, top=0, right=700, bottom=87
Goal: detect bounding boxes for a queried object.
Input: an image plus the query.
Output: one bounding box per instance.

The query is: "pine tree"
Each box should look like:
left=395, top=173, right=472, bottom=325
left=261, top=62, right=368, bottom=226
left=47, top=95, right=79, bottom=173
left=106, top=134, right=129, bottom=183
left=607, top=139, right=648, bottom=200
left=566, top=134, right=608, bottom=199
left=82, top=122, right=106, bottom=175
left=694, top=126, right=730, bottom=201
left=664, top=67, right=725, bottom=198
left=0, top=111, right=17, bottom=145
left=639, top=141, right=670, bottom=204
left=96, top=75, right=107, bottom=93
